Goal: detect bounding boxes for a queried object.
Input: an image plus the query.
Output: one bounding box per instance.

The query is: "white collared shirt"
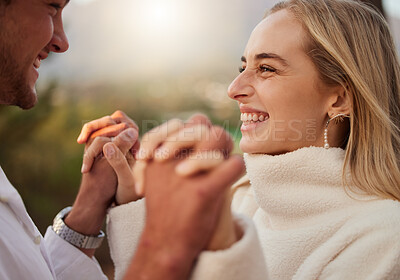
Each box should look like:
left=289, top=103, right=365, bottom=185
left=0, top=167, right=108, bottom=280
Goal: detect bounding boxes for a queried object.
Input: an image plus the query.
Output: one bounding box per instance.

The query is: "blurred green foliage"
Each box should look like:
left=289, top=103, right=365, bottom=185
left=0, top=78, right=241, bottom=278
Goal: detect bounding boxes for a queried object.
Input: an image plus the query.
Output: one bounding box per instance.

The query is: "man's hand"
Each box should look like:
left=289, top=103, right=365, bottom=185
left=125, top=156, right=245, bottom=280
left=133, top=114, right=233, bottom=195
left=132, top=114, right=242, bottom=252
left=121, top=114, right=245, bottom=279
left=64, top=110, right=139, bottom=257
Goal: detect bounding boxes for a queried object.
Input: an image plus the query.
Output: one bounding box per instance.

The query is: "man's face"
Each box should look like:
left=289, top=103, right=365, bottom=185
left=0, top=0, right=69, bottom=109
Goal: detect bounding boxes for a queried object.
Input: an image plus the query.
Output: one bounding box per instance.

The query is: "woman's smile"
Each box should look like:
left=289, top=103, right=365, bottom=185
left=240, top=112, right=270, bottom=132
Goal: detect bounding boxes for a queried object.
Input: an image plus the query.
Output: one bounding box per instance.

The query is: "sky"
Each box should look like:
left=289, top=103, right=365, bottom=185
left=73, top=0, right=400, bottom=17
left=38, top=0, right=400, bottom=85
left=41, top=0, right=280, bottom=83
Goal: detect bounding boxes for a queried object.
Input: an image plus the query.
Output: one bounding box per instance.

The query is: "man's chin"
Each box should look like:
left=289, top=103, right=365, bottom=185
left=16, top=88, right=38, bottom=110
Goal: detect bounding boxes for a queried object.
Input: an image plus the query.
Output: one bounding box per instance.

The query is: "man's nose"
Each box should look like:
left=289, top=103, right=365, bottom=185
left=49, top=20, right=69, bottom=53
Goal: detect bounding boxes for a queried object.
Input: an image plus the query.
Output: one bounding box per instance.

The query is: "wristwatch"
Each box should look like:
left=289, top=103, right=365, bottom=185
left=52, top=206, right=105, bottom=249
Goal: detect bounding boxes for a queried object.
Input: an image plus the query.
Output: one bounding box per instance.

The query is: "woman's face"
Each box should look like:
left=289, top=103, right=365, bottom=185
left=228, top=9, right=334, bottom=155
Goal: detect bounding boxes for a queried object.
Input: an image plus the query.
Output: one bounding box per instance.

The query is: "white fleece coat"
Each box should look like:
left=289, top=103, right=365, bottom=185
left=107, top=147, right=400, bottom=280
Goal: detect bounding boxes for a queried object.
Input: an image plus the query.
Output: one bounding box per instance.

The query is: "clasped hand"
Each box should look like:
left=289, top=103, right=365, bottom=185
left=77, top=111, right=245, bottom=262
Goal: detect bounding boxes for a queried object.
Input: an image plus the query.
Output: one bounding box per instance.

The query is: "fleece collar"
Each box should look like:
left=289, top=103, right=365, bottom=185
left=244, top=147, right=374, bottom=230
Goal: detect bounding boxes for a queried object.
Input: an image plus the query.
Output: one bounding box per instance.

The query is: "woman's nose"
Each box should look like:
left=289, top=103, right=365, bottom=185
left=227, top=72, right=254, bottom=101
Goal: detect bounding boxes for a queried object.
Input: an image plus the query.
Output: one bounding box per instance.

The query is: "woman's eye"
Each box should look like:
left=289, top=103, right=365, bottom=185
left=259, top=65, right=276, bottom=73
left=239, top=66, right=246, bottom=73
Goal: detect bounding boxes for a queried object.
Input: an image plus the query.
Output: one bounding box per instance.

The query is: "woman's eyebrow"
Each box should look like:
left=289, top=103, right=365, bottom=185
left=241, top=53, right=288, bottom=66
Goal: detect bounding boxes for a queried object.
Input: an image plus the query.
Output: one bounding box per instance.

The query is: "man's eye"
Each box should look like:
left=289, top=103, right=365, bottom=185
left=50, top=3, right=62, bottom=10
left=259, top=65, right=276, bottom=73
left=239, top=66, right=246, bottom=73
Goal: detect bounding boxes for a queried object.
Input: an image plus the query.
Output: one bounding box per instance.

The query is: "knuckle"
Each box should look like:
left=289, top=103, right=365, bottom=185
left=112, top=110, right=125, bottom=119
left=189, top=114, right=210, bottom=125
left=93, top=136, right=105, bottom=145
left=121, top=122, right=128, bottom=129
left=195, top=186, right=213, bottom=200
left=105, top=115, right=113, bottom=123
left=82, top=123, right=89, bottom=130
left=91, top=137, right=109, bottom=149
left=169, top=118, right=182, bottom=124
left=86, top=122, right=95, bottom=131
left=83, top=149, right=94, bottom=160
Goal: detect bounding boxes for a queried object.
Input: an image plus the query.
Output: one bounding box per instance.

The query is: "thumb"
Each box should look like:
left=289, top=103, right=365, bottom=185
left=103, top=143, right=139, bottom=204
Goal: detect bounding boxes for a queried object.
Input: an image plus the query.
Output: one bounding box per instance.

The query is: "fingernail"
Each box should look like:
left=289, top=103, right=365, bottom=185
left=104, top=145, right=116, bottom=157
left=127, top=129, right=136, bottom=139
left=81, top=164, right=87, bottom=173
left=77, top=135, right=82, bottom=143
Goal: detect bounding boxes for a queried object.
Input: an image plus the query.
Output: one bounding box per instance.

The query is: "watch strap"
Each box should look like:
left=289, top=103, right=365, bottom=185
left=52, top=206, right=105, bottom=249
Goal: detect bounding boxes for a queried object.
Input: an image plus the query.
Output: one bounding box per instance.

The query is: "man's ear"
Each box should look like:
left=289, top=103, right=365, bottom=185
left=327, top=85, right=352, bottom=117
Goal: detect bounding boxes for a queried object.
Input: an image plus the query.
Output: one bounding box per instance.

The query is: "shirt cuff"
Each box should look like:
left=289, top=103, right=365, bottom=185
left=191, top=214, right=268, bottom=280
left=44, top=227, right=107, bottom=280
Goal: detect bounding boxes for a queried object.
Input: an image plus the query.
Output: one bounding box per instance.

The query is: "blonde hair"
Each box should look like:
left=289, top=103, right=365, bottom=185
left=267, top=0, right=400, bottom=201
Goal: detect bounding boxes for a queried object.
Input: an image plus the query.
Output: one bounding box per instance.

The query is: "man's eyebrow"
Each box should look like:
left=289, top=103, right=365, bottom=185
left=241, top=53, right=288, bottom=66
left=63, top=0, right=70, bottom=7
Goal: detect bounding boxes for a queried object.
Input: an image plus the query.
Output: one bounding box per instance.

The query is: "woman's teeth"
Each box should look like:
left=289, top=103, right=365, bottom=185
left=240, top=113, right=269, bottom=123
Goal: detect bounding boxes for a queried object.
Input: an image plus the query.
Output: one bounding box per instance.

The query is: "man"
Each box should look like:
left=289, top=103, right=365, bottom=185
left=0, top=1, right=139, bottom=278
left=0, top=0, right=244, bottom=279
left=0, top=0, right=247, bottom=280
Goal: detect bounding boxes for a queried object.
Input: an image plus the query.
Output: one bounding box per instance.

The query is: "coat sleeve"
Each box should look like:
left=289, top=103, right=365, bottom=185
left=43, top=227, right=108, bottom=280
left=190, top=214, right=268, bottom=280
left=106, top=198, right=146, bottom=280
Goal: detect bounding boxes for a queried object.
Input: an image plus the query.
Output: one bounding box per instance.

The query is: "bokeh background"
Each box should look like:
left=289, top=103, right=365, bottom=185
left=0, top=0, right=398, bottom=278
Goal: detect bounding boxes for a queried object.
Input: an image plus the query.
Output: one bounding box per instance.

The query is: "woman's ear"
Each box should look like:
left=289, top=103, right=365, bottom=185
left=327, top=85, right=352, bottom=117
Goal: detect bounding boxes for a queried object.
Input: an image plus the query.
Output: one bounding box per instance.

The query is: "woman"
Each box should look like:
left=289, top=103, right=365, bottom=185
left=80, top=0, right=400, bottom=279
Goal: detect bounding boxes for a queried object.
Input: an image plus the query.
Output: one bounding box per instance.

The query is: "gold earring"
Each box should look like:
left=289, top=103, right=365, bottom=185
left=324, top=113, right=350, bottom=149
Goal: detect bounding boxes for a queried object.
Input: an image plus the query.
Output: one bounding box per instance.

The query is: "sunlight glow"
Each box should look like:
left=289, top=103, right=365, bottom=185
left=138, top=1, right=181, bottom=34
left=120, top=0, right=195, bottom=75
